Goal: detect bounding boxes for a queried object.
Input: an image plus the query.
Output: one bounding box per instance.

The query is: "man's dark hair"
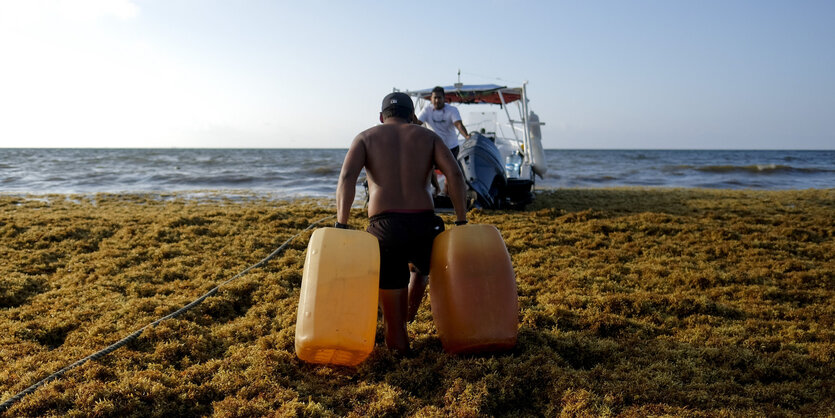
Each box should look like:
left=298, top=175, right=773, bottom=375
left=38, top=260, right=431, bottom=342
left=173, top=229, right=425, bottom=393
left=382, top=106, right=412, bottom=120
left=432, top=86, right=445, bottom=95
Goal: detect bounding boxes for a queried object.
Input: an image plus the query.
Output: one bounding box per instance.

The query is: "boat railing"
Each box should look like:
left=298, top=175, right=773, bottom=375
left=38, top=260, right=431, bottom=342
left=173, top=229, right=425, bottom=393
left=406, top=81, right=538, bottom=168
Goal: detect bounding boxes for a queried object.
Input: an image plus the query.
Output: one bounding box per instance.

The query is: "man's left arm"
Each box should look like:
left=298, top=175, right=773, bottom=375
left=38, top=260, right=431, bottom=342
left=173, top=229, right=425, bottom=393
left=451, top=107, right=469, bottom=138
left=336, top=136, right=366, bottom=225
left=453, top=120, right=469, bottom=139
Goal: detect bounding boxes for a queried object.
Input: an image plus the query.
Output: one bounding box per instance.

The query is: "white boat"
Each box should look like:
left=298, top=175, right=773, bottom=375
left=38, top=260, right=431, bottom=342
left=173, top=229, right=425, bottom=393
left=399, top=81, right=546, bottom=209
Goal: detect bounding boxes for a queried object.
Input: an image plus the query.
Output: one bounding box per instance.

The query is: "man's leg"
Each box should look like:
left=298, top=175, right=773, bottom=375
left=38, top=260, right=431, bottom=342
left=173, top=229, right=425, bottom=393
left=407, top=270, right=428, bottom=322
left=378, top=288, right=409, bottom=353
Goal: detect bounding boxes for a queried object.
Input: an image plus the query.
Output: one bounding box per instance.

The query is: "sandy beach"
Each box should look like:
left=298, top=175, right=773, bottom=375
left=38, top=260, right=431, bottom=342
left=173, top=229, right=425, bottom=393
left=1, top=188, right=833, bottom=416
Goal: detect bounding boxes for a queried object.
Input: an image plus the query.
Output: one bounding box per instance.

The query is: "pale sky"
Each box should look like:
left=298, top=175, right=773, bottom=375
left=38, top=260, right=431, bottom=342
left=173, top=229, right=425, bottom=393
left=0, top=0, right=833, bottom=149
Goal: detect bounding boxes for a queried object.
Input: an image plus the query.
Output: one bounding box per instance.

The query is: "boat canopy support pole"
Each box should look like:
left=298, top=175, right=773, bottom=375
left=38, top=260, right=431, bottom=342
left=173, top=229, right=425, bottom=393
left=520, top=81, right=532, bottom=161
left=497, top=90, right=520, bottom=143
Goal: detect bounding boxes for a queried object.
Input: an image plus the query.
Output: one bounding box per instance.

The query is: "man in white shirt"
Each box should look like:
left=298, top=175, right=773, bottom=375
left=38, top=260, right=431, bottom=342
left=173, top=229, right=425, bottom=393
left=415, top=86, right=470, bottom=158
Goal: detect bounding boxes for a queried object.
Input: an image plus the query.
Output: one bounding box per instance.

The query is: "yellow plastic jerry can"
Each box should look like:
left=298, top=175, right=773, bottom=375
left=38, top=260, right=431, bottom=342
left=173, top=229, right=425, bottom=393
left=295, top=227, right=380, bottom=366
left=429, top=224, right=518, bottom=354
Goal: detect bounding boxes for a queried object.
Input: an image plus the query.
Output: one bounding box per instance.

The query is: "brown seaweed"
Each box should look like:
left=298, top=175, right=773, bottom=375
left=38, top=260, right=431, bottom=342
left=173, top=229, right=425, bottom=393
left=1, top=189, right=833, bottom=416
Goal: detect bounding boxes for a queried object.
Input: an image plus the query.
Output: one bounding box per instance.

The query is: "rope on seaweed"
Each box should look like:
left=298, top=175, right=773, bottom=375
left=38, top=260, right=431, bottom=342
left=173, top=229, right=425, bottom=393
left=0, top=214, right=336, bottom=414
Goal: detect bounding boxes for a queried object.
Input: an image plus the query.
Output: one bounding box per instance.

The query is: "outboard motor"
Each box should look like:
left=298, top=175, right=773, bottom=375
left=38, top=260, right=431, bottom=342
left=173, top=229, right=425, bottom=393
left=457, top=132, right=507, bottom=209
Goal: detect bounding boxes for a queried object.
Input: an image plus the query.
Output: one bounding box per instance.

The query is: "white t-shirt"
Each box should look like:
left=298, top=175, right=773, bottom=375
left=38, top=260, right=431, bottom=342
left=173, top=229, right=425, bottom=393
left=417, top=104, right=462, bottom=149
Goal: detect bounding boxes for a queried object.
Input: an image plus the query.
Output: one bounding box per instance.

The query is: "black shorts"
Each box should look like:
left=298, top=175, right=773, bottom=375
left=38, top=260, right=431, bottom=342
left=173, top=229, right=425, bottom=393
left=450, top=146, right=460, bottom=159
left=366, top=211, right=445, bottom=289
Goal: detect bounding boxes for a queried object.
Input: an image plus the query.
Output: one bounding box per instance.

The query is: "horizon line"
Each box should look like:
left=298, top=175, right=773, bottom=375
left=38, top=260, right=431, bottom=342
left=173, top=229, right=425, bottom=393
left=2, top=147, right=834, bottom=152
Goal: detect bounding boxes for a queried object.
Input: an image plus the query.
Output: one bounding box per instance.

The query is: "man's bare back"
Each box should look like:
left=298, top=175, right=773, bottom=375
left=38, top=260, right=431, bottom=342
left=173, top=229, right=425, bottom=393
left=337, top=119, right=467, bottom=223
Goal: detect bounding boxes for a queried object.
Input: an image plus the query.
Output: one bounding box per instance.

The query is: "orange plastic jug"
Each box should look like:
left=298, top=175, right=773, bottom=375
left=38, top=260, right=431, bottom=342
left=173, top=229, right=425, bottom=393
left=295, top=227, right=380, bottom=366
left=429, top=224, right=518, bottom=354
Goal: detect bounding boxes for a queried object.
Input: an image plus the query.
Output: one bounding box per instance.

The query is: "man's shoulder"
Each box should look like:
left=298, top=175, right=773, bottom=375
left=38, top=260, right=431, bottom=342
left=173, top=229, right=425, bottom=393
left=359, top=122, right=431, bottom=134
left=409, top=123, right=440, bottom=136
left=412, top=125, right=444, bottom=145
left=358, top=123, right=391, bottom=136
left=360, top=124, right=382, bottom=133
left=363, top=123, right=441, bottom=140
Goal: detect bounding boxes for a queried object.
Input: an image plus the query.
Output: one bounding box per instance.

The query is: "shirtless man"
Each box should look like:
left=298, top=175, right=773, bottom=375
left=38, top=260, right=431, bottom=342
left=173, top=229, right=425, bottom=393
left=336, top=92, right=468, bottom=353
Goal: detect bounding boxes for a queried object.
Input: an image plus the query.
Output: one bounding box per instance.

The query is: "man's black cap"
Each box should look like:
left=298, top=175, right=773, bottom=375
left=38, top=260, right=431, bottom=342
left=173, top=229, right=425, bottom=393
left=381, top=92, right=414, bottom=112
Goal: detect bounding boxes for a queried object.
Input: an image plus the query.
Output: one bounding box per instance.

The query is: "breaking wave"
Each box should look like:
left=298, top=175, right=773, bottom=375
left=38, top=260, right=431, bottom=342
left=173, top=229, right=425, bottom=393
left=695, top=164, right=833, bottom=175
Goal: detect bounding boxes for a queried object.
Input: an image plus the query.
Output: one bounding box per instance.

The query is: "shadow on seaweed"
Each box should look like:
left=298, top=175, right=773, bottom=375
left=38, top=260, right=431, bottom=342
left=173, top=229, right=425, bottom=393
left=516, top=322, right=831, bottom=413
left=14, top=321, right=79, bottom=350
left=532, top=188, right=752, bottom=217
left=0, top=274, right=49, bottom=309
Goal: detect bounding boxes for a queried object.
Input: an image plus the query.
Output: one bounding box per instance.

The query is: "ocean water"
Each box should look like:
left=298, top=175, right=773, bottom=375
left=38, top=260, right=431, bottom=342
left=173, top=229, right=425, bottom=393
left=549, top=149, right=835, bottom=190
left=1, top=148, right=833, bottom=197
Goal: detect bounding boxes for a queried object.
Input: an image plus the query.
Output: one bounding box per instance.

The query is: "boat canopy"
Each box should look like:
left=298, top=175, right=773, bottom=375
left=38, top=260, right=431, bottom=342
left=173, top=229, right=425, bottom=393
left=403, top=84, right=523, bottom=105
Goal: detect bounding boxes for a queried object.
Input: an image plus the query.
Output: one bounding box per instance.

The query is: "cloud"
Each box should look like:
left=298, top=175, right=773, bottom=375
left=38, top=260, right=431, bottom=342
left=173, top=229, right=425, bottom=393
left=61, top=0, right=139, bottom=20
left=0, top=0, right=139, bottom=25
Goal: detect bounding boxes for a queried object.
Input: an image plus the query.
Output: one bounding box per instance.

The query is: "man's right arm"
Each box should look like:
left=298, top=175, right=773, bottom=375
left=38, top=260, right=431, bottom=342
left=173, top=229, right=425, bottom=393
left=433, top=137, right=467, bottom=223
left=336, top=136, right=366, bottom=225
